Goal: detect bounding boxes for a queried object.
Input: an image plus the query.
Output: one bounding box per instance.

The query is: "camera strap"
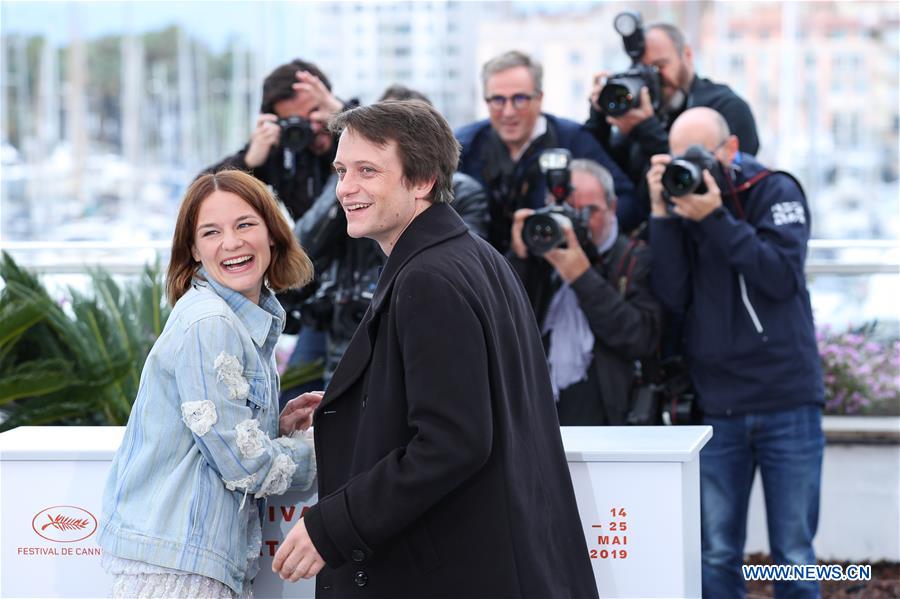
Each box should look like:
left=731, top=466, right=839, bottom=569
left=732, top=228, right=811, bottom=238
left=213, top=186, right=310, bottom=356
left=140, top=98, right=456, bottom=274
left=723, top=168, right=771, bottom=220
left=733, top=169, right=772, bottom=193
left=724, top=167, right=807, bottom=224
left=611, top=238, right=642, bottom=297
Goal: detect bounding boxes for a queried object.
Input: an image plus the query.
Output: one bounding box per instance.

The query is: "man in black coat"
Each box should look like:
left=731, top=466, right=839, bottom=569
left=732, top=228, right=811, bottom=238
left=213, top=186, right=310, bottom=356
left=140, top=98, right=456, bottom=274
left=273, top=100, right=598, bottom=599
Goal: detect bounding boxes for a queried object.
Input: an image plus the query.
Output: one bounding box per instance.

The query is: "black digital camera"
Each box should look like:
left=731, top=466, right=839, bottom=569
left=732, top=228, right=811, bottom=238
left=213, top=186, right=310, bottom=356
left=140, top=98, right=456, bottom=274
left=597, top=12, right=662, bottom=117
left=277, top=116, right=314, bottom=153
left=331, top=284, right=375, bottom=340
left=662, top=144, right=718, bottom=197
left=300, top=268, right=378, bottom=340
left=521, top=149, right=593, bottom=255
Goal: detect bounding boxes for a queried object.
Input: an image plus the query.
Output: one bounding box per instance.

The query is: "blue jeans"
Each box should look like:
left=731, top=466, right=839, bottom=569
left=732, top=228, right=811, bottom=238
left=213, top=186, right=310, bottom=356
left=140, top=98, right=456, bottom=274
left=700, top=404, right=824, bottom=599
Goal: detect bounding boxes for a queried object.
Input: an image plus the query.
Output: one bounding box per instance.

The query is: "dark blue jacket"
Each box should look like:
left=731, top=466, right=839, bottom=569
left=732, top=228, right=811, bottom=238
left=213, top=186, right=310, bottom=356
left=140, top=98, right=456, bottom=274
left=649, top=154, right=824, bottom=415
left=456, top=113, right=637, bottom=253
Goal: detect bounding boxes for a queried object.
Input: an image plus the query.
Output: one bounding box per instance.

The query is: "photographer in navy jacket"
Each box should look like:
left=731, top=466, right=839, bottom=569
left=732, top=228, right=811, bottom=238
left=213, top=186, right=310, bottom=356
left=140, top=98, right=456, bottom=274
left=647, top=107, right=824, bottom=599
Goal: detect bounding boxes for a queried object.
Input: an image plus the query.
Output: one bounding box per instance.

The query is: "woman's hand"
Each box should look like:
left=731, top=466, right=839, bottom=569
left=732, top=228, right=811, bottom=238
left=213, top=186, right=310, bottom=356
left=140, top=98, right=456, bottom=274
left=279, top=391, right=324, bottom=436
left=273, top=518, right=325, bottom=581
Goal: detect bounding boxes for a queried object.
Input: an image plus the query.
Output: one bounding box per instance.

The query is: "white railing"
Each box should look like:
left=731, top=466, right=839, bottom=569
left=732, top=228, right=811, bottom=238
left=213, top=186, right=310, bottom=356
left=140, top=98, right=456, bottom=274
left=0, top=240, right=170, bottom=275
left=805, top=239, right=899, bottom=275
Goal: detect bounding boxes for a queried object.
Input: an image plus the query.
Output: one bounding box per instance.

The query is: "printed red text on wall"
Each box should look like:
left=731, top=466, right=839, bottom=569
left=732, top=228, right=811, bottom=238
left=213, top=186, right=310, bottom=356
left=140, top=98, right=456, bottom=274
left=589, top=507, right=629, bottom=560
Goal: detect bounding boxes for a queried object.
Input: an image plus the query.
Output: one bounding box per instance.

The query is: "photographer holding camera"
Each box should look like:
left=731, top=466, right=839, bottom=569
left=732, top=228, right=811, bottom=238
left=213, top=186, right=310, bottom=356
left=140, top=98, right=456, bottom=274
left=203, top=59, right=357, bottom=397
left=206, top=59, right=352, bottom=221
left=587, top=16, right=759, bottom=235
left=648, top=107, right=824, bottom=598
left=508, top=155, right=661, bottom=425
left=456, top=50, right=637, bottom=255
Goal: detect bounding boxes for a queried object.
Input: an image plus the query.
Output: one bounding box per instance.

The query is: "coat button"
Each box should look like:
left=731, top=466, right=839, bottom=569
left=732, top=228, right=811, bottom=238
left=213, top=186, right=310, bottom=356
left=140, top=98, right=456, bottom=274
left=351, top=549, right=365, bottom=563
left=355, top=571, right=368, bottom=587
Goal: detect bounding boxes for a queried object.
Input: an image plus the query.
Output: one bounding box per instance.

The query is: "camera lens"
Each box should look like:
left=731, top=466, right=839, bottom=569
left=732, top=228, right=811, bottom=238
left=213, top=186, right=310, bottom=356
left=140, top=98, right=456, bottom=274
left=278, top=117, right=314, bottom=153
left=662, top=161, right=702, bottom=197
left=523, top=212, right=569, bottom=255
left=598, top=83, right=633, bottom=117
left=285, top=129, right=303, bottom=147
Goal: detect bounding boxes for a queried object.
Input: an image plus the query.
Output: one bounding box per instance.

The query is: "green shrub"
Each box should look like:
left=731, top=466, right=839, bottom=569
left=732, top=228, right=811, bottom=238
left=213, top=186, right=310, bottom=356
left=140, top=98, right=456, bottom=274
left=0, top=251, right=169, bottom=429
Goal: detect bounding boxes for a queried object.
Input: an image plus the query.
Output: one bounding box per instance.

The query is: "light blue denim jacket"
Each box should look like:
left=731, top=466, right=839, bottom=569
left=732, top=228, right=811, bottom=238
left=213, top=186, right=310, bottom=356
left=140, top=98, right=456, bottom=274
left=98, top=270, right=315, bottom=594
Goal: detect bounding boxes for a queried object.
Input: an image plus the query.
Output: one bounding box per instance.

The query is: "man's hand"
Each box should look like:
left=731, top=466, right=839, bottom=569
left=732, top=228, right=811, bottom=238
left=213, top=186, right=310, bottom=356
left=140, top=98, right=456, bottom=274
left=279, top=391, right=324, bottom=436
left=510, top=208, right=535, bottom=260
left=670, top=170, right=723, bottom=222
left=589, top=71, right=611, bottom=110
left=544, top=226, right=591, bottom=284
left=606, top=87, right=654, bottom=136
left=293, top=71, right=344, bottom=121
left=244, top=114, right=282, bottom=169
left=647, top=154, right=672, bottom=218
left=273, top=518, right=325, bottom=582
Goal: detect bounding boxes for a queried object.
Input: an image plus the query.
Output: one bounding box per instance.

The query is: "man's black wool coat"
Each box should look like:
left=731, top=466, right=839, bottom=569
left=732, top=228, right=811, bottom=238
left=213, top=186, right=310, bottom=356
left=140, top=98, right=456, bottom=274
left=304, top=202, right=598, bottom=599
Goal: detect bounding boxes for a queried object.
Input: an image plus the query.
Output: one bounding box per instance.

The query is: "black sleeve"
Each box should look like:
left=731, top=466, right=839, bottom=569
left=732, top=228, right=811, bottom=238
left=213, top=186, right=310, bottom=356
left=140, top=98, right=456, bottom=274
left=630, top=115, right=670, bottom=160
left=584, top=103, right=613, bottom=153
left=450, top=172, right=490, bottom=240
left=294, top=174, right=343, bottom=265
left=569, top=245, right=662, bottom=358
left=199, top=144, right=273, bottom=185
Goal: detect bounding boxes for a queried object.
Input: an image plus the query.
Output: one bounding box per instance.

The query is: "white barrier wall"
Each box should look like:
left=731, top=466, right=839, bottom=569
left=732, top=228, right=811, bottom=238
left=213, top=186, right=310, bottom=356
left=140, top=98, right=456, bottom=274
left=0, top=426, right=711, bottom=599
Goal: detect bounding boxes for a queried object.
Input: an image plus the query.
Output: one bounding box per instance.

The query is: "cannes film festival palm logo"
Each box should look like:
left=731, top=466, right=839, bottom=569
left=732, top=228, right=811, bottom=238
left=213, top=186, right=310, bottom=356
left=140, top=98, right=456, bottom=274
left=32, top=506, right=98, bottom=543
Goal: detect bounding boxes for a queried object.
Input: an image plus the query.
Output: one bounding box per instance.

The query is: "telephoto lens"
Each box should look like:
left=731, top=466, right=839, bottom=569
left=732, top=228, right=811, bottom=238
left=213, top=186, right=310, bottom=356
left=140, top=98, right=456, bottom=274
left=522, top=211, right=572, bottom=255
left=597, top=64, right=661, bottom=117
left=662, top=162, right=704, bottom=197
left=598, top=78, right=642, bottom=117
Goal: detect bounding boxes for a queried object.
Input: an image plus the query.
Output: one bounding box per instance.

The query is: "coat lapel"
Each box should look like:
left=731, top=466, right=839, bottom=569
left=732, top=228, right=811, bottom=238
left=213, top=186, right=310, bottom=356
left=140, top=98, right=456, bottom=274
left=320, top=304, right=378, bottom=404
left=319, top=203, right=468, bottom=408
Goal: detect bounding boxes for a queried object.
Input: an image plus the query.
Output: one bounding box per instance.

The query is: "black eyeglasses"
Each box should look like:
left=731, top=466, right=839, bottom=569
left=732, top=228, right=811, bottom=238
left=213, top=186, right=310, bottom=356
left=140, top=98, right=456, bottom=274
left=485, top=93, right=536, bottom=110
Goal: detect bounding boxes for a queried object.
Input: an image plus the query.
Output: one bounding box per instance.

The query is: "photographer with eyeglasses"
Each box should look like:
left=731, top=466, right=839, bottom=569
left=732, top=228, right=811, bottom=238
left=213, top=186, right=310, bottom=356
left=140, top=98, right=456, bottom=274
left=456, top=50, right=637, bottom=255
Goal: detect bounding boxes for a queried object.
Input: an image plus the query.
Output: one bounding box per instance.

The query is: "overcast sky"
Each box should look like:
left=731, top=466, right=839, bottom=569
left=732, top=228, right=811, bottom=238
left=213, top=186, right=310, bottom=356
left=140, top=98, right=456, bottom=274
left=1, top=0, right=597, bottom=49
left=1, top=1, right=288, bottom=50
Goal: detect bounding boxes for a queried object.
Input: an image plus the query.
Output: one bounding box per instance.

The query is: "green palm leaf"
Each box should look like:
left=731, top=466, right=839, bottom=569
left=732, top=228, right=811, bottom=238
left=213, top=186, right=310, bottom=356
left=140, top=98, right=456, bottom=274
left=0, top=300, right=46, bottom=350
left=0, top=252, right=170, bottom=428
left=0, top=359, right=73, bottom=405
